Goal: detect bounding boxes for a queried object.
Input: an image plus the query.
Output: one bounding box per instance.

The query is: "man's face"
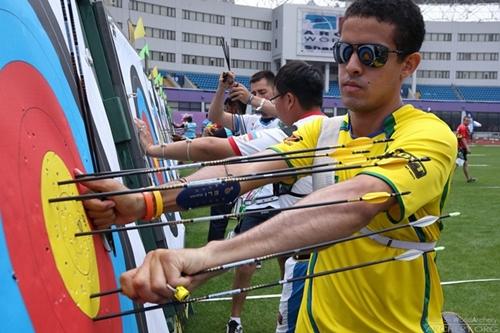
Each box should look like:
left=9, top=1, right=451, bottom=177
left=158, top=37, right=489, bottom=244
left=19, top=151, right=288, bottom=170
left=338, top=17, right=405, bottom=114
left=463, top=117, right=471, bottom=126
left=271, top=88, right=290, bottom=125
left=250, top=78, right=274, bottom=100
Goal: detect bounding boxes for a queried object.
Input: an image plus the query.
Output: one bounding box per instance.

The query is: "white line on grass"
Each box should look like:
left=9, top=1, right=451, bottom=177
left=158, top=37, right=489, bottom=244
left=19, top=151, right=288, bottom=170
left=469, top=164, right=489, bottom=167
left=441, top=278, right=500, bottom=286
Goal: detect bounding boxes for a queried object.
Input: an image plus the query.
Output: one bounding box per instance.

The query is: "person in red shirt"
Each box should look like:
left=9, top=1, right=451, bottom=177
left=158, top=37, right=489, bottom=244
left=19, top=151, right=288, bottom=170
left=456, top=116, right=476, bottom=182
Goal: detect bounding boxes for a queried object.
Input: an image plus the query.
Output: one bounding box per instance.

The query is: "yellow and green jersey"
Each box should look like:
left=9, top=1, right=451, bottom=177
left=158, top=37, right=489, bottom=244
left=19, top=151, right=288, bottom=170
left=271, top=105, right=457, bottom=333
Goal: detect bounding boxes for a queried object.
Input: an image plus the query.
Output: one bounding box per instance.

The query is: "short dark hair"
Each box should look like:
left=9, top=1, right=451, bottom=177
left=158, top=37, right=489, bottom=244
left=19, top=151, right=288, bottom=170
left=344, top=0, right=425, bottom=59
left=274, top=60, right=324, bottom=109
left=250, top=70, right=275, bottom=86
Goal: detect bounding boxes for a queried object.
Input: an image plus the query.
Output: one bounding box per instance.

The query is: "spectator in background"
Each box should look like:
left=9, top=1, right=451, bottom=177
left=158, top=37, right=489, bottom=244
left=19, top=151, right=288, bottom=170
left=201, top=113, right=212, bottom=134
left=456, top=116, right=477, bottom=183
left=174, top=114, right=197, bottom=140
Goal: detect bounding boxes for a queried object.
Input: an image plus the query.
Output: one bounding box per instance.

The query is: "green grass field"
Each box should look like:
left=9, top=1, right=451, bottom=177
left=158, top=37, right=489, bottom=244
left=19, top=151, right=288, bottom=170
left=180, top=145, right=500, bottom=333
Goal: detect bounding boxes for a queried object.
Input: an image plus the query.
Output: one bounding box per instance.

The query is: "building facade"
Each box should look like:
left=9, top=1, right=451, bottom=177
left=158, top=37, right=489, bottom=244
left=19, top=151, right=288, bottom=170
left=104, top=0, right=500, bottom=87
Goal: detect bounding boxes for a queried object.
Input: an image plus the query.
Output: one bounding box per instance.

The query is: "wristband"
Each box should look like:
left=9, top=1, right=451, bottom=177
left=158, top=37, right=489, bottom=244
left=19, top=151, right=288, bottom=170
left=176, top=181, right=240, bottom=209
left=142, top=191, right=155, bottom=221
left=256, top=98, right=266, bottom=111
left=185, top=138, right=192, bottom=161
left=160, top=143, right=167, bottom=157
left=152, top=190, right=164, bottom=218
left=247, top=94, right=254, bottom=105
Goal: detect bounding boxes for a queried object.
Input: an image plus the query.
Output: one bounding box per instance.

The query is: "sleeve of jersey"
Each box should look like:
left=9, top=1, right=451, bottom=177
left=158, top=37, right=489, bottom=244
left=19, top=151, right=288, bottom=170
left=360, top=120, right=457, bottom=223
left=228, top=128, right=288, bottom=156
left=268, top=119, right=323, bottom=184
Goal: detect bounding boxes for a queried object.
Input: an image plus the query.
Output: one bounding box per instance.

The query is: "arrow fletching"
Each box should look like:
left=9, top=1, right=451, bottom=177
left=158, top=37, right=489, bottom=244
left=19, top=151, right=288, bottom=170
left=447, top=212, right=461, bottom=217
left=411, top=215, right=439, bottom=228
left=336, top=154, right=368, bottom=165
left=360, top=192, right=392, bottom=204
left=329, top=148, right=355, bottom=158
left=395, top=249, right=424, bottom=261
left=374, top=157, right=409, bottom=167
left=345, top=137, right=373, bottom=150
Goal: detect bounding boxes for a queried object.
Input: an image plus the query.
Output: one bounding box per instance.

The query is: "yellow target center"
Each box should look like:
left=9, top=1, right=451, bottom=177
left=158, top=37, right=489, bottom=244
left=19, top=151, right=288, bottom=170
left=41, top=152, right=100, bottom=318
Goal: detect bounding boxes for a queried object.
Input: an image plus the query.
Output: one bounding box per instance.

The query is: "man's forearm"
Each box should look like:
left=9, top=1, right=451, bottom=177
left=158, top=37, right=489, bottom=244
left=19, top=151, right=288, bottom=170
left=146, top=137, right=235, bottom=161
left=159, top=151, right=288, bottom=213
left=202, top=175, right=393, bottom=269
left=249, top=96, right=278, bottom=117
left=208, top=87, right=228, bottom=127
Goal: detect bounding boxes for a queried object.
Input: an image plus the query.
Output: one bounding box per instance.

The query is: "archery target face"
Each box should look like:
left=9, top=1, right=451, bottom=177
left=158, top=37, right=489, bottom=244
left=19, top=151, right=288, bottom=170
left=41, top=152, right=100, bottom=317
left=0, top=2, right=124, bottom=331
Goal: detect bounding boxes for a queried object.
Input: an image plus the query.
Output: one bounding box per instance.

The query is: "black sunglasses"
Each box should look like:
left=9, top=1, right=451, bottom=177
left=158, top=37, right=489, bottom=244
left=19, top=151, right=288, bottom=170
left=269, top=92, right=284, bottom=102
left=333, top=41, right=402, bottom=68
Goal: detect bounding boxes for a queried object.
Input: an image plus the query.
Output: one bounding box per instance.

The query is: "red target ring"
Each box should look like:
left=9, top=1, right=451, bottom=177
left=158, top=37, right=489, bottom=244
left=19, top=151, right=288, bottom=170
left=0, top=62, right=122, bottom=331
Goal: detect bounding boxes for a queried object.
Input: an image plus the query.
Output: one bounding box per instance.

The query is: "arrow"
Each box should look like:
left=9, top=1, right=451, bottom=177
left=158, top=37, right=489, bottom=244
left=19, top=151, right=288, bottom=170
left=92, top=247, right=444, bottom=321
left=58, top=137, right=393, bottom=184
left=90, top=211, right=458, bottom=299
left=50, top=156, right=429, bottom=203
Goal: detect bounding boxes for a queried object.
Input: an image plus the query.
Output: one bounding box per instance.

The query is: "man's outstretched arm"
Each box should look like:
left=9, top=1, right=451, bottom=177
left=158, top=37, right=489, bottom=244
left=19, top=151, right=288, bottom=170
left=119, top=174, right=393, bottom=303
left=81, top=149, right=289, bottom=229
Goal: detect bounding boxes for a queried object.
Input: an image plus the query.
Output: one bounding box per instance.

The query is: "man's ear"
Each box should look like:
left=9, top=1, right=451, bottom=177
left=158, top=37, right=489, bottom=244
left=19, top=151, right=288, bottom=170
left=400, top=52, right=421, bottom=80
left=286, top=92, right=296, bottom=109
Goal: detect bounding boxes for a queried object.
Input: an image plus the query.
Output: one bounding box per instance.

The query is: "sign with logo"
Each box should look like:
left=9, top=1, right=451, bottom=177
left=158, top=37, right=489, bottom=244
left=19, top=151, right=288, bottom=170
left=298, top=9, right=340, bottom=57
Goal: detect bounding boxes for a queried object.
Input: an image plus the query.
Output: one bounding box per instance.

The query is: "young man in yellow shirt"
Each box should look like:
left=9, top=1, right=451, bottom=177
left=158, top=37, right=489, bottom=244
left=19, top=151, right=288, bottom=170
left=83, top=0, right=457, bottom=331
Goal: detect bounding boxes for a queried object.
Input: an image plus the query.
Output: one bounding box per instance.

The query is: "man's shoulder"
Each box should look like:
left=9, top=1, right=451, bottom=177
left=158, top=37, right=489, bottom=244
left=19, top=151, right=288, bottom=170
left=393, top=105, right=456, bottom=144
left=240, top=114, right=260, bottom=121
left=456, top=124, right=467, bottom=132
left=234, top=127, right=287, bottom=144
left=396, top=105, right=450, bottom=131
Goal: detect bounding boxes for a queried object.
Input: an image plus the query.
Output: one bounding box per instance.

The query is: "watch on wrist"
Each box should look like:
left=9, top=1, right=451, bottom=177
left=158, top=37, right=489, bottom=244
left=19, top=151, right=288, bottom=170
left=247, top=94, right=254, bottom=105
left=256, top=98, right=266, bottom=111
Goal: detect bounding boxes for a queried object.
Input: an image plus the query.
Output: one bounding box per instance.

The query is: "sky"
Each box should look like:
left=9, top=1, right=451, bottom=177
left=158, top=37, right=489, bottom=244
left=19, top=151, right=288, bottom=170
left=234, top=0, right=500, bottom=21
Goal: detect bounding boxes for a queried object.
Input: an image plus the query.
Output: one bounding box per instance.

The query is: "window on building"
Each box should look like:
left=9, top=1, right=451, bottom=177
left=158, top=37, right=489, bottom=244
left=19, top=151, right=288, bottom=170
left=144, top=26, right=175, bottom=40
left=421, top=52, right=451, bottom=61
left=105, top=0, right=122, bottom=8
left=182, top=9, right=224, bottom=25
left=231, top=59, right=271, bottom=70
left=231, top=38, right=271, bottom=51
left=232, top=16, right=271, bottom=30
left=178, top=102, right=202, bottom=112
left=458, top=33, right=500, bottom=42
left=182, top=54, right=225, bottom=67
left=183, top=33, right=221, bottom=46
left=129, top=1, right=175, bottom=17
left=150, top=51, right=175, bottom=63
left=457, top=52, right=499, bottom=61
left=456, top=71, right=498, bottom=80
left=424, top=33, right=452, bottom=42
left=417, top=70, right=450, bottom=79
